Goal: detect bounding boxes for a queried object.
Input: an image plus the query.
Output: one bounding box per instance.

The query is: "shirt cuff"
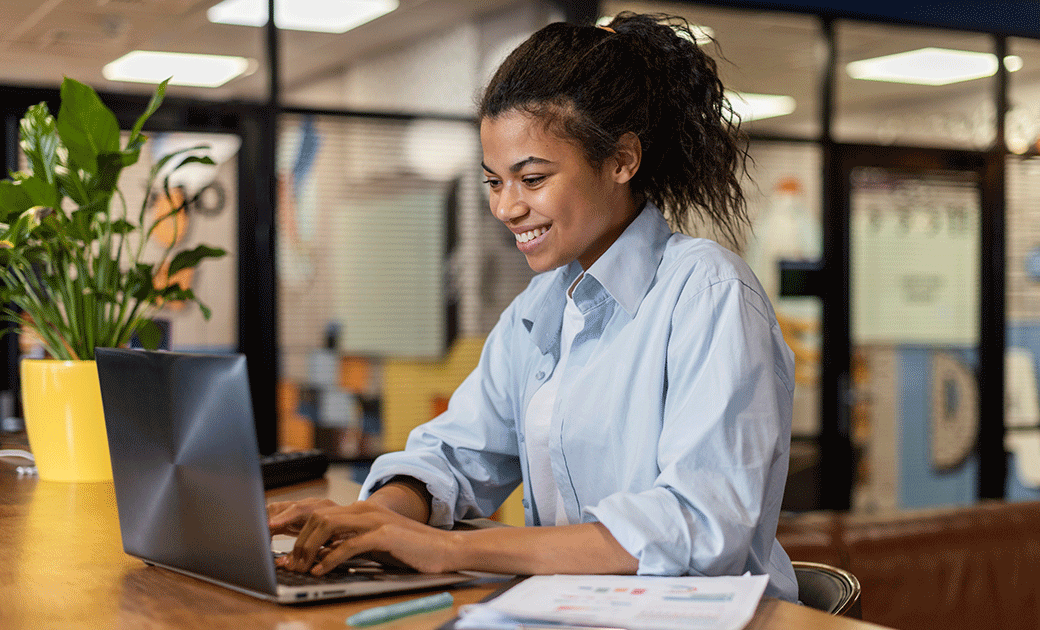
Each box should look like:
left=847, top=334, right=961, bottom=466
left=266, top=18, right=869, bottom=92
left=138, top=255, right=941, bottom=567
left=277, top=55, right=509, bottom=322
left=360, top=455, right=459, bottom=529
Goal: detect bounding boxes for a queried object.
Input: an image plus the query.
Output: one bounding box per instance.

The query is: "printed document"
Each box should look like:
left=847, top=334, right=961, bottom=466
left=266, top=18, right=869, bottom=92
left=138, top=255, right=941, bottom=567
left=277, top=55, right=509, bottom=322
left=455, top=573, right=768, bottom=630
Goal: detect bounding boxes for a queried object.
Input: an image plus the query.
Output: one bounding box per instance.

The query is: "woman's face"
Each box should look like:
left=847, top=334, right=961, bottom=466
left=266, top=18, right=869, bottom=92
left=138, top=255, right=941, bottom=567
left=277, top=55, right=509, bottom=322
left=480, top=110, right=639, bottom=273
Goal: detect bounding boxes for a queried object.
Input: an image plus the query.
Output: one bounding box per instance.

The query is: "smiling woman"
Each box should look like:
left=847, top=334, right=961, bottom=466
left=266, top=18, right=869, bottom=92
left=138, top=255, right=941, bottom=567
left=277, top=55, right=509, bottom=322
left=268, top=12, right=800, bottom=604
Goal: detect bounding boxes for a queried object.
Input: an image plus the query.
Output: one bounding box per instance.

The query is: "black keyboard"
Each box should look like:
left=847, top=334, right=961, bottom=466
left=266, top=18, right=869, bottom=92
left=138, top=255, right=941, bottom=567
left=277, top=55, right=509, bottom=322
left=260, top=449, right=330, bottom=489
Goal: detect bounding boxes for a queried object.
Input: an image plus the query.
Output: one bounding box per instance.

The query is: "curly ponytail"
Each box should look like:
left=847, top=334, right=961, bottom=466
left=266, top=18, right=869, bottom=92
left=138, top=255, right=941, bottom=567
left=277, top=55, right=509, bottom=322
left=479, top=11, right=750, bottom=245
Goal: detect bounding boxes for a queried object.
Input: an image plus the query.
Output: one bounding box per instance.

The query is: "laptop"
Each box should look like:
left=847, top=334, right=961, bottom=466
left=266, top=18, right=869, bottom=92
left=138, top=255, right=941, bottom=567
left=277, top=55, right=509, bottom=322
left=95, top=347, right=474, bottom=603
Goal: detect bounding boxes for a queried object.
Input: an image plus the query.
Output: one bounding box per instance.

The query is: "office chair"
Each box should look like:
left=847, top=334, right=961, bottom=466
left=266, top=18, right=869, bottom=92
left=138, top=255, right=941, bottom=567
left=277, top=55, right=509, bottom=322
left=792, top=561, right=862, bottom=618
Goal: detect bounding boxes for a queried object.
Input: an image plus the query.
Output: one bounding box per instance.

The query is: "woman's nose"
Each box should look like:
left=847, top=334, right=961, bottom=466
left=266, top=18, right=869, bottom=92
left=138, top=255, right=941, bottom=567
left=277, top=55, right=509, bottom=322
left=493, top=186, right=527, bottom=222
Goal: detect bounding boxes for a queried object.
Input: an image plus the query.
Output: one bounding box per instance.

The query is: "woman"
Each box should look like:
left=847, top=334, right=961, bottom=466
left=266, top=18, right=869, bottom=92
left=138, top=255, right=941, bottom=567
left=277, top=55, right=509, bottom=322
left=269, top=12, right=798, bottom=602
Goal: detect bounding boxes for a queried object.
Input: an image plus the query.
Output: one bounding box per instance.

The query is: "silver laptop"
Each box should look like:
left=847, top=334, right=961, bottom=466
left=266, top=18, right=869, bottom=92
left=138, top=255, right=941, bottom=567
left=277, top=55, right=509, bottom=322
left=95, top=347, right=473, bottom=603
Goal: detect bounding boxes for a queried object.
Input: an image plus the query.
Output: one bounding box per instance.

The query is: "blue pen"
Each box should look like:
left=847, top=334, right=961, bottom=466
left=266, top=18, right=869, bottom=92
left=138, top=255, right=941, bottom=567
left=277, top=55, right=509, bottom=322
left=346, top=592, right=454, bottom=627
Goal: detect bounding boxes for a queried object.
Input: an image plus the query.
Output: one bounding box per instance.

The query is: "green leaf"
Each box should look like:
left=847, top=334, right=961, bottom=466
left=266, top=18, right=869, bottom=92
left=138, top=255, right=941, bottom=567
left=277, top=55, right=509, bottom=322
left=19, top=102, right=59, bottom=187
left=110, top=218, right=135, bottom=235
left=129, top=263, right=155, bottom=301
left=57, top=168, right=90, bottom=206
left=17, top=175, right=61, bottom=209
left=174, top=155, right=216, bottom=169
left=133, top=318, right=164, bottom=350
left=95, top=151, right=125, bottom=194
left=127, top=79, right=168, bottom=149
left=0, top=180, right=34, bottom=219
left=56, top=78, right=120, bottom=175
left=167, top=244, right=227, bottom=277
left=121, top=135, right=146, bottom=168
left=68, top=207, right=96, bottom=242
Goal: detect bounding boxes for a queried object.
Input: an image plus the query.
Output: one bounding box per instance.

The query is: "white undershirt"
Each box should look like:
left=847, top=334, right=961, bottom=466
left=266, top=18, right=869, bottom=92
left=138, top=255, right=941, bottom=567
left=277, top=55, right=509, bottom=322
left=524, top=286, right=584, bottom=526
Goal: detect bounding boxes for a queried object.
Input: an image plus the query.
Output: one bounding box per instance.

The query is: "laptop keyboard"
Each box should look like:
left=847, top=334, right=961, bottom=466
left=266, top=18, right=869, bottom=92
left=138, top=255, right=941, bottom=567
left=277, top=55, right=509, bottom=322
left=276, top=565, right=374, bottom=586
left=273, top=554, right=416, bottom=586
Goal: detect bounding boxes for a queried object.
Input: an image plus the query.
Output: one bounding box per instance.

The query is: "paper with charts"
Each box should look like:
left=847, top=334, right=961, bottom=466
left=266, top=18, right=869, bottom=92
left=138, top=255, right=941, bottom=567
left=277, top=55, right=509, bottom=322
left=455, top=573, right=769, bottom=630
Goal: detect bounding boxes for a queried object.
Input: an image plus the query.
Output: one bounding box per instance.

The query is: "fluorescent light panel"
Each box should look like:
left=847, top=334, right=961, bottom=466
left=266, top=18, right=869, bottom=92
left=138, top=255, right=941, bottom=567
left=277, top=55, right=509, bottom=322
left=208, top=0, right=398, bottom=33
left=726, top=91, right=796, bottom=122
left=847, top=47, right=1023, bottom=86
left=103, top=51, right=250, bottom=87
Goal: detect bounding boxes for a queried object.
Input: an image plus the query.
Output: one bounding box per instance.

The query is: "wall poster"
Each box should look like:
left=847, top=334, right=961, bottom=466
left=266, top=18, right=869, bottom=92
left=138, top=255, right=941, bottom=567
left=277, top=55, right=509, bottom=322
left=851, top=167, right=980, bottom=345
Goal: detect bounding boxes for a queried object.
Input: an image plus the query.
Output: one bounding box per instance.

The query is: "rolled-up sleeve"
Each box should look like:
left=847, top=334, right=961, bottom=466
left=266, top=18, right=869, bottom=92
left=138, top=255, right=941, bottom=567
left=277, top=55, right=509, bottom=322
left=585, top=277, right=794, bottom=583
left=359, top=304, right=526, bottom=528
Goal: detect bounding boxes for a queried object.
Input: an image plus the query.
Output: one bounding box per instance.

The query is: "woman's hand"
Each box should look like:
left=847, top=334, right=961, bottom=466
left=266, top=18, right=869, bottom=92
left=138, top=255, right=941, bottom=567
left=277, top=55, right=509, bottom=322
left=271, top=499, right=459, bottom=576
left=267, top=497, right=339, bottom=536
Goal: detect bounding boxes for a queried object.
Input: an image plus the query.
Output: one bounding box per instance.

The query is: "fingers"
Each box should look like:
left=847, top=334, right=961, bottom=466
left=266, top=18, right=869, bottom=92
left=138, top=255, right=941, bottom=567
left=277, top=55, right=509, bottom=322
left=280, top=503, right=377, bottom=572
left=267, top=498, right=336, bottom=534
left=310, top=531, right=388, bottom=575
left=286, top=509, right=341, bottom=571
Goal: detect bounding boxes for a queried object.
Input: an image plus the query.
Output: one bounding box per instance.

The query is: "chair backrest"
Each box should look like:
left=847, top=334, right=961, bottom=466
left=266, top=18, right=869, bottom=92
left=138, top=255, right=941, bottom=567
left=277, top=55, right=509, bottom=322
left=792, top=560, right=862, bottom=618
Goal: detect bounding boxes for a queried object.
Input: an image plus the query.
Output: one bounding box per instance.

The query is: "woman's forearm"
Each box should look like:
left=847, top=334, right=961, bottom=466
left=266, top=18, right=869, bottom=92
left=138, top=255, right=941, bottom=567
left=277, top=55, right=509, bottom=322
left=448, top=522, right=639, bottom=575
left=365, top=477, right=432, bottom=523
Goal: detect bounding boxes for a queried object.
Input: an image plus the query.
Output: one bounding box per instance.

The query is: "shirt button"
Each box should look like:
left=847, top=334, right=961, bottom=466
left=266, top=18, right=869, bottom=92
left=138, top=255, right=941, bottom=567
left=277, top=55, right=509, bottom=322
left=536, top=371, right=545, bottom=380
left=518, top=434, right=525, bottom=443
left=522, top=499, right=530, bottom=508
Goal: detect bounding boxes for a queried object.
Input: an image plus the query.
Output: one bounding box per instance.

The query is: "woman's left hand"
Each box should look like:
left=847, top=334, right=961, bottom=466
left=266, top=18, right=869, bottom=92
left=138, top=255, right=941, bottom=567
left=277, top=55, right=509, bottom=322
left=275, top=499, right=458, bottom=575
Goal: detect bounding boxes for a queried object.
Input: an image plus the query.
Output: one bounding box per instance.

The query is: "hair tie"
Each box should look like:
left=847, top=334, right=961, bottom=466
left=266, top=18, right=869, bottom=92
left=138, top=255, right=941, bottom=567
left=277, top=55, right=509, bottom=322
left=596, top=25, right=615, bottom=34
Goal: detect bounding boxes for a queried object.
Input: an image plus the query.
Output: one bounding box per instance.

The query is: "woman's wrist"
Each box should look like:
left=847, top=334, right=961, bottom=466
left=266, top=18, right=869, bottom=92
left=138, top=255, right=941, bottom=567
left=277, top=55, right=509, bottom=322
left=367, top=476, right=433, bottom=523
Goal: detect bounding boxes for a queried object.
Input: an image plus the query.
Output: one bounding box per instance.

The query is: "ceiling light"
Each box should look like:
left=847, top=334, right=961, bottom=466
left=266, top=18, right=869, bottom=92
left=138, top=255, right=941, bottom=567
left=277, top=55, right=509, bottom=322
left=847, top=48, right=1022, bottom=86
left=103, top=51, right=251, bottom=88
left=725, top=91, right=796, bottom=122
left=208, top=0, right=398, bottom=34
left=595, top=15, right=714, bottom=44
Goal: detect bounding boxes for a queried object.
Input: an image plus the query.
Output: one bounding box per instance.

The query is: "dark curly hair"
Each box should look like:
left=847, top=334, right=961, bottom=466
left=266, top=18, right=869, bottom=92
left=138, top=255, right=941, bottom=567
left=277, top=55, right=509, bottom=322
left=478, top=12, right=750, bottom=245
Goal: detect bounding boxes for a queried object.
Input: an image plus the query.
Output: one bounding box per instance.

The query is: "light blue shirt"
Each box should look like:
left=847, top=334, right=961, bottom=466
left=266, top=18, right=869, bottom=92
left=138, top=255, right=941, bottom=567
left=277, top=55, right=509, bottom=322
left=360, top=203, right=799, bottom=602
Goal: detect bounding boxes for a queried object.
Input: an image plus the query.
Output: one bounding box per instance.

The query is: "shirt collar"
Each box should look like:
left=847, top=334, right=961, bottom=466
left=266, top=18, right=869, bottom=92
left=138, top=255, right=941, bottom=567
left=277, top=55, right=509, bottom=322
left=582, top=201, right=672, bottom=317
left=521, top=202, right=673, bottom=353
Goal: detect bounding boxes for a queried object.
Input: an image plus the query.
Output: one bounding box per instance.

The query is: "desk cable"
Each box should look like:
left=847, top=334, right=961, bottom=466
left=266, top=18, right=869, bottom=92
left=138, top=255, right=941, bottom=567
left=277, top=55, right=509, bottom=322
left=0, top=449, right=37, bottom=476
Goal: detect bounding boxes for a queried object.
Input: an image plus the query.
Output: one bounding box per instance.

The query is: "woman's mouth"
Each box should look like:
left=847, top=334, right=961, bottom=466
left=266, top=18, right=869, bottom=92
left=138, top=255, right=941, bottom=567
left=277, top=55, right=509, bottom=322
left=515, top=226, right=549, bottom=252
left=515, top=226, right=548, bottom=244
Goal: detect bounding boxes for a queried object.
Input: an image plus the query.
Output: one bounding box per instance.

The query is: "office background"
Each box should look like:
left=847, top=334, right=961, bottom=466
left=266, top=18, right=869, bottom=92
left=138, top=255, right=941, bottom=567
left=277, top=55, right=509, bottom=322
left=2, top=0, right=1040, bottom=524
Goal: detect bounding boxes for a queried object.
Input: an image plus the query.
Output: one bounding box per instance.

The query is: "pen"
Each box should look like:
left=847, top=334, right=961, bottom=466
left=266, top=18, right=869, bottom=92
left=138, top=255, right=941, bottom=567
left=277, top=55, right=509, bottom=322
left=346, top=591, right=454, bottom=626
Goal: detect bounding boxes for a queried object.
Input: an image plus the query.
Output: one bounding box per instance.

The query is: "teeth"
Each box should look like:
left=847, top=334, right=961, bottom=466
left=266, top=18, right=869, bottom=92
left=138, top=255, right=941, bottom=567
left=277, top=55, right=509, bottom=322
left=515, top=227, right=547, bottom=243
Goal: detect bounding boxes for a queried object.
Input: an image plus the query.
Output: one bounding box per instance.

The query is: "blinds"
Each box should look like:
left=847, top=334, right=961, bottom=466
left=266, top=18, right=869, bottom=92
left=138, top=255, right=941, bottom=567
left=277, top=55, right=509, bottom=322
left=277, top=113, right=480, bottom=380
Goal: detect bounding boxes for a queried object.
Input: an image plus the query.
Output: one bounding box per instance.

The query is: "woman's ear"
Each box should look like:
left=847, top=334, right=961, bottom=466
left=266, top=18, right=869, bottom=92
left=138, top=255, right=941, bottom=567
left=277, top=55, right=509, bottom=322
left=610, top=132, right=642, bottom=184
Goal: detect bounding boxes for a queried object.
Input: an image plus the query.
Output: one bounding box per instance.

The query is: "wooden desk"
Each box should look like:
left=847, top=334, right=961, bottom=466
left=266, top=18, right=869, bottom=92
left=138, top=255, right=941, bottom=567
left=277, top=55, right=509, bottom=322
left=0, top=455, right=891, bottom=630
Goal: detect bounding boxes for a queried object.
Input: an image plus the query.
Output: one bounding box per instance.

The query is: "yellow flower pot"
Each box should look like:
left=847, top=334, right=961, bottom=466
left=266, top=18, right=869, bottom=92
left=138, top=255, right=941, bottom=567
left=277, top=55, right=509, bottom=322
left=20, top=359, right=113, bottom=483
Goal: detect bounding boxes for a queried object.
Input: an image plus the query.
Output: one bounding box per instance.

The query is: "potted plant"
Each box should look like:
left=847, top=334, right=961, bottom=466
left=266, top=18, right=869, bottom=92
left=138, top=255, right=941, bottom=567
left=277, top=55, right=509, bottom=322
left=0, top=77, right=226, bottom=481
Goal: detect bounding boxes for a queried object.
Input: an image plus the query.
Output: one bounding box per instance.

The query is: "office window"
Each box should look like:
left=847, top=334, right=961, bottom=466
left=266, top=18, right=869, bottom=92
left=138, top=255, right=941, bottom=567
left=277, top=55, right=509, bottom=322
left=834, top=20, right=996, bottom=149
left=1006, top=38, right=1040, bottom=155
left=275, top=112, right=486, bottom=458
left=741, top=140, right=824, bottom=511
left=850, top=166, right=981, bottom=512
left=1006, top=38, right=1040, bottom=500
left=1006, top=152, right=1040, bottom=500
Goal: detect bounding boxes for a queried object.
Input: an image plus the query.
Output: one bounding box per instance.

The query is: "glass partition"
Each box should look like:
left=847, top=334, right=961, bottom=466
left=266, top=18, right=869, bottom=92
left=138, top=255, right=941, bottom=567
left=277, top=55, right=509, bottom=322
left=275, top=112, right=482, bottom=457
left=849, top=165, right=981, bottom=512
left=1005, top=37, right=1040, bottom=500
left=604, top=1, right=822, bottom=139
left=835, top=20, right=996, bottom=149
left=741, top=140, right=824, bottom=511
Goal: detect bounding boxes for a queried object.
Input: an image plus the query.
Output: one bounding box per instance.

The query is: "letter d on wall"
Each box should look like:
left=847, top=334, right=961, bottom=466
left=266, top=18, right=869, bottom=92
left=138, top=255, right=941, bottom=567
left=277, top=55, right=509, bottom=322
left=930, top=351, right=978, bottom=471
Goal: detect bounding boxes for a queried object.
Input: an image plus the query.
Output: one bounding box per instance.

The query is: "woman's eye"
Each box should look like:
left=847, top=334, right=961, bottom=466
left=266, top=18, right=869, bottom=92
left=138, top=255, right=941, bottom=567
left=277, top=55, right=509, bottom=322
left=522, top=176, right=546, bottom=186
left=483, top=178, right=501, bottom=188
